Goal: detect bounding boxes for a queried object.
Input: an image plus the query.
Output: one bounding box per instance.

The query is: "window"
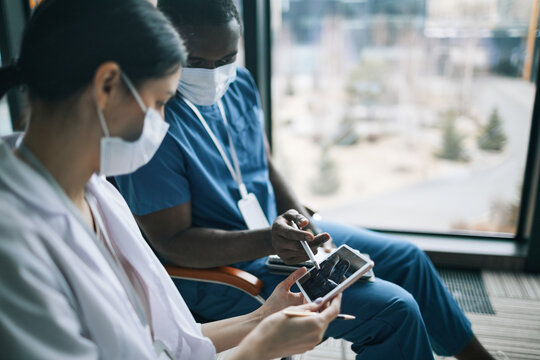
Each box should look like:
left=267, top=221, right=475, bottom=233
left=271, top=0, right=538, bottom=236
left=234, top=0, right=246, bottom=67
left=0, top=51, right=13, bottom=135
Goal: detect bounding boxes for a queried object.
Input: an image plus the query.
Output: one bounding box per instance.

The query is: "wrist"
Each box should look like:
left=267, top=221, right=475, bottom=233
left=263, top=227, right=275, bottom=254
left=250, top=306, right=266, bottom=324
left=232, top=329, right=265, bottom=360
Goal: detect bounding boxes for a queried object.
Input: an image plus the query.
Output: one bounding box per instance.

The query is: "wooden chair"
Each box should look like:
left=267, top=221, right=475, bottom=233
left=165, top=265, right=265, bottom=305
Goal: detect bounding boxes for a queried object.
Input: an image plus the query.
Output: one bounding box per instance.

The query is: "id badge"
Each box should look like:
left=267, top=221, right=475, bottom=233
left=238, top=193, right=270, bottom=230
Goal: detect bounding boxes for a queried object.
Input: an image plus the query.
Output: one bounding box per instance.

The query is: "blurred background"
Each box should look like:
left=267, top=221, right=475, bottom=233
left=270, top=0, right=537, bottom=236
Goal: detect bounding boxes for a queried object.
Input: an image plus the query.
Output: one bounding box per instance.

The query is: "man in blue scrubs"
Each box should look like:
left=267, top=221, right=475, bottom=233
left=116, top=1, right=496, bottom=359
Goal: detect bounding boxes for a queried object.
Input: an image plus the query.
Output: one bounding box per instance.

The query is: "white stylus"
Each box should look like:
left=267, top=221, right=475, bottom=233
left=290, top=221, right=320, bottom=269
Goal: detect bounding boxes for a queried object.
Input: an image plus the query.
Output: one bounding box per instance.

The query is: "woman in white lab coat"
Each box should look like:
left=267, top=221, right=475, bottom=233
left=0, top=0, right=340, bottom=359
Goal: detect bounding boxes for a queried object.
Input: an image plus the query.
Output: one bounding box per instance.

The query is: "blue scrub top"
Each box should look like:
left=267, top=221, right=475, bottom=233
left=116, top=67, right=278, bottom=231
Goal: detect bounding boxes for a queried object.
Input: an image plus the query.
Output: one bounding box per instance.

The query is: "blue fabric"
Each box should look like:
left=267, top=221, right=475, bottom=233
left=116, top=67, right=474, bottom=359
left=116, top=67, right=277, bottom=230
left=176, top=221, right=473, bottom=359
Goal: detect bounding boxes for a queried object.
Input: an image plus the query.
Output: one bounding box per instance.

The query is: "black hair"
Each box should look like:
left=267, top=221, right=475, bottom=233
left=0, top=0, right=187, bottom=102
left=157, top=0, right=242, bottom=35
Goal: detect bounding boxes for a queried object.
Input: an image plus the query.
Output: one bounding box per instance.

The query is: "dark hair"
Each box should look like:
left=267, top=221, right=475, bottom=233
left=157, top=0, right=242, bottom=34
left=0, top=0, right=187, bottom=102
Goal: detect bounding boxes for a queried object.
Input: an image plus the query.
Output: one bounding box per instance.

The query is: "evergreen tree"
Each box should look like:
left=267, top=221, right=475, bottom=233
left=478, top=108, right=507, bottom=152
left=310, top=149, right=340, bottom=195
left=436, top=117, right=466, bottom=161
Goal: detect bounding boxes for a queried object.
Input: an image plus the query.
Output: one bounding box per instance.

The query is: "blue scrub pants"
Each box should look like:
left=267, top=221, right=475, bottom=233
left=176, top=221, right=474, bottom=359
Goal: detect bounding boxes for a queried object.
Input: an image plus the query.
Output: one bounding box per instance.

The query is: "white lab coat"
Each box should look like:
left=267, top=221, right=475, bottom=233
left=0, top=140, right=216, bottom=359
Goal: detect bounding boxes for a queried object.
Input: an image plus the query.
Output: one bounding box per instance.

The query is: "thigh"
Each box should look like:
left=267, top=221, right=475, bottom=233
left=325, top=277, right=423, bottom=343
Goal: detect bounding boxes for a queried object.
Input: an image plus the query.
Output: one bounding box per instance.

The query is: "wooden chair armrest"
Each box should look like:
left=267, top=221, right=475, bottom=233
left=165, top=265, right=264, bottom=298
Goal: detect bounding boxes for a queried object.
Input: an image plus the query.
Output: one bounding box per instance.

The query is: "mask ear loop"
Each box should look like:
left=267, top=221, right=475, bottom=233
left=94, top=91, right=110, bottom=138
left=121, top=72, right=148, bottom=113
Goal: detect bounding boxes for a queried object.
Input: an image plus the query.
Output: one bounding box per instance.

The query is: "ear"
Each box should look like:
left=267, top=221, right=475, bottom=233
left=93, top=62, right=122, bottom=111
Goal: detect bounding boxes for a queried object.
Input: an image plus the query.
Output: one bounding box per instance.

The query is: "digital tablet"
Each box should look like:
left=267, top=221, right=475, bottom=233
left=295, top=244, right=374, bottom=304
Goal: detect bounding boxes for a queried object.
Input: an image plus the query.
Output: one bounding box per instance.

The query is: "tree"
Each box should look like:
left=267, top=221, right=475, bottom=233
left=436, top=116, right=466, bottom=161
left=477, top=108, right=507, bottom=152
left=310, top=148, right=340, bottom=195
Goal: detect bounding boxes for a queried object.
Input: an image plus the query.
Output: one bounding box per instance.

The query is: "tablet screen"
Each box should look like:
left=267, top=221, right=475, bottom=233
left=296, top=246, right=368, bottom=301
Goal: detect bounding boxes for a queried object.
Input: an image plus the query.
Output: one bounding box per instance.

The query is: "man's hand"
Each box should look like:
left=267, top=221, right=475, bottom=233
left=271, top=209, right=331, bottom=264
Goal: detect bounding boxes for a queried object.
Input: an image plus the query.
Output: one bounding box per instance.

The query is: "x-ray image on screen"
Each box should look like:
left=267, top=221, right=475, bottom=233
left=297, top=246, right=368, bottom=301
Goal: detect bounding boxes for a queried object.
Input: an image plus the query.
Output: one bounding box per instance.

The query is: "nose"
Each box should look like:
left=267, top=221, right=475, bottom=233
left=200, top=61, right=217, bottom=69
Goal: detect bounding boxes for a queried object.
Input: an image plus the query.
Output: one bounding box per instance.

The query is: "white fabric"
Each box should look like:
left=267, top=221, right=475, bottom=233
left=178, top=63, right=237, bottom=106
left=0, top=140, right=216, bottom=359
left=97, top=72, right=169, bottom=177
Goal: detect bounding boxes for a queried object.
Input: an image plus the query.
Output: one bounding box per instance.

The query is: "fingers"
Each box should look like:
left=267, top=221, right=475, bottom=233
left=322, top=240, right=335, bottom=253
left=319, top=293, right=342, bottom=322
left=294, top=302, right=320, bottom=312
left=279, top=267, right=307, bottom=289
left=278, top=251, right=310, bottom=264
left=290, top=292, right=306, bottom=306
left=281, top=209, right=309, bottom=228
left=273, top=210, right=314, bottom=242
left=308, top=233, right=331, bottom=249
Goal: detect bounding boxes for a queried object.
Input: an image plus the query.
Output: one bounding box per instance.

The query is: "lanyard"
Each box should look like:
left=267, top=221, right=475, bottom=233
left=182, top=98, right=249, bottom=199
left=16, top=143, right=173, bottom=359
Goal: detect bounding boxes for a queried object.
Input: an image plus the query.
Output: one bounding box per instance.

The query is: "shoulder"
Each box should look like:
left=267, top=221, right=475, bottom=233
left=226, top=67, right=261, bottom=109
left=0, top=202, right=61, bottom=285
left=235, top=67, right=258, bottom=92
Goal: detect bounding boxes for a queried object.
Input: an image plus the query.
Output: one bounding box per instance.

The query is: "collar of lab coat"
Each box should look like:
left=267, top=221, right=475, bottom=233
left=0, top=140, right=215, bottom=359
left=0, top=140, right=70, bottom=217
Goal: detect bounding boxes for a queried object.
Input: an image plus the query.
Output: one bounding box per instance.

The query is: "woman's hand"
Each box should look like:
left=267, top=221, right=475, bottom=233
left=233, top=294, right=342, bottom=360
left=256, top=267, right=307, bottom=319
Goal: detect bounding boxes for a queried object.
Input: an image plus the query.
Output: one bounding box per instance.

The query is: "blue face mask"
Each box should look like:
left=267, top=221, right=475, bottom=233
left=96, top=72, right=169, bottom=176
left=178, top=62, right=237, bottom=106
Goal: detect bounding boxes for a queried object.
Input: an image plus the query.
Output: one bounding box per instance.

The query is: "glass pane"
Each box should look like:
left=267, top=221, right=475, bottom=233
left=0, top=51, right=13, bottom=136
left=271, top=0, right=537, bottom=235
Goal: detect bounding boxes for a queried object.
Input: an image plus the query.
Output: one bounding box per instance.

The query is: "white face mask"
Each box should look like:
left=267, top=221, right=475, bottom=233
left=178, top=62, right=237, bottom=106
left=96, top=73, right=169, bottom=177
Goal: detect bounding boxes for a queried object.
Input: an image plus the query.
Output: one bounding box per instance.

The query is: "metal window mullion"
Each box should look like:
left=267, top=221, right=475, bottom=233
left=242, top=0, right=273, bottom=150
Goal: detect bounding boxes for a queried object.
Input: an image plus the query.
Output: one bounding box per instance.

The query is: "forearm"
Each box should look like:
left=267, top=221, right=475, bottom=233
left=226, top=338, right=264, bottom=360
left=201, top=310, right=263, bottom=353
left=268, top=159, right=318, bottom=233
left=155, top=227, right=274, bottom=268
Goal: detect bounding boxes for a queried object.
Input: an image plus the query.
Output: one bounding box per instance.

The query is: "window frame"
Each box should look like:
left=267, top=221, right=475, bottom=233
left=242, top=0, right=540, bottom=272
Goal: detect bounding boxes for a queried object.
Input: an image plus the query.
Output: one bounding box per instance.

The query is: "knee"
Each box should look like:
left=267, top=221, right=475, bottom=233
left=395, top=240, right=431, bottom=268
left=391, top=289, right=421, bottom=316
left=381, top=288, right=423, bottom=328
